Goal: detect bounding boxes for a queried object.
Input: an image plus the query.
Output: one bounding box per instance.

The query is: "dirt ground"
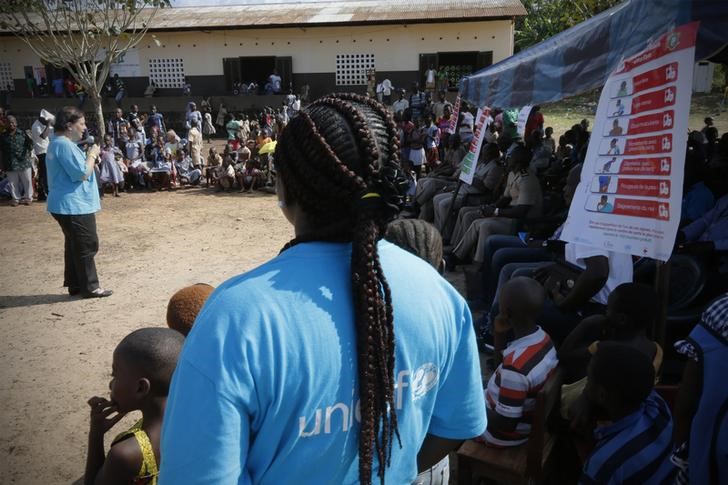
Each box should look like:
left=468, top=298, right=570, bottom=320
left=0, top=188, right=293, bottom=484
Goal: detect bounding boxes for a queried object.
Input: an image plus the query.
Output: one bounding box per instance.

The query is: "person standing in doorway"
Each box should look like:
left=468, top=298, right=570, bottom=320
left=268, top=69, right=282, bottom=94
left=113, top=74, right=125, bottom=107
left=46, top=106, right=112, bottom=298
left=425, top=64, right=437, bottom=96
left=31, top=109, right=55, bottom=201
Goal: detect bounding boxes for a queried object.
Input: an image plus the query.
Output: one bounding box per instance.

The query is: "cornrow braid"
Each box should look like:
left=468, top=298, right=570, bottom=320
left=275, top=93, right=403, bottom=484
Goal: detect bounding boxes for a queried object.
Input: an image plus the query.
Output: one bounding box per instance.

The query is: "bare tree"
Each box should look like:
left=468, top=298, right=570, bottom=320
left=0, top=0, right=169, bottom=136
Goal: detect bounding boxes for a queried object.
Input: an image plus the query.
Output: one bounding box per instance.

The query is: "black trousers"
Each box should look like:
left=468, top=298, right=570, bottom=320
left=37, top=153, right=48, bottom=200
left=52, top=213, right=100, bottom=294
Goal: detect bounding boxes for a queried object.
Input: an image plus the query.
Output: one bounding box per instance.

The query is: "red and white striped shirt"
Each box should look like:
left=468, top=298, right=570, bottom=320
left=482, top=326, right=558, bottom=447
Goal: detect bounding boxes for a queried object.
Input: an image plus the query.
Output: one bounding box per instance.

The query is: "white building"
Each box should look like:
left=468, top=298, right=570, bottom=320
left=0, top=0, right=526, bottom=99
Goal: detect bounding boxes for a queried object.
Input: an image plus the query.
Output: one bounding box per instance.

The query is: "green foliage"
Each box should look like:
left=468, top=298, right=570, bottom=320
left=515, top=0, right=623, bottom=52
left=714, top=63, right=727, bottom=92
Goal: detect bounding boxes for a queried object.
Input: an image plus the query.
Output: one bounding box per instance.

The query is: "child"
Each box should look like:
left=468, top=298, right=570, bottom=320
left=237, top=157, right=262, bottom=193
left=205, top=147, right=222, bottom=187
left=84, top=328, right=184, bottom=485
left=174, top=148, right=201, bottom=186
left=424, top=114, right=441, bottom=170
left=125, top=126, right=148, bottom=190
left=482, top=276, right=558, bottom=447
left=581, top=342, right=676, bottom=483
left=544, top=126, right=556, bottom=154
left=166, top=283, right=215, bottom=336
left=98, top=134, right=124, bottom=197
left=149, top=146, right=172, bottom=190
left=217, top=155, right=236, bottom=192
left=559, top=283, right=663, bottom=419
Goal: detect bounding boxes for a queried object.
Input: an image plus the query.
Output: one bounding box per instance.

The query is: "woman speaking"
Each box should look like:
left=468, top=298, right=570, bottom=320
left=46, top=106, right=112, bottom=298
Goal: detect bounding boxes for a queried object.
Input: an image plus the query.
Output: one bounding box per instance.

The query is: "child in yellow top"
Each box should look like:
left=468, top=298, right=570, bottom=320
left=84, top=328, right=184, bottom=484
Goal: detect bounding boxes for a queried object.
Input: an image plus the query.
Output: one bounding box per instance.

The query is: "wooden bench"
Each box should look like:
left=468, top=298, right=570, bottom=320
left=457, top=368, right=563, bottom=484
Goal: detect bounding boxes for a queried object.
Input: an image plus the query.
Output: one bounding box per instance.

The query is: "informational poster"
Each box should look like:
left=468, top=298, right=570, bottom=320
left=516, top=105, right=533, bottom=137
left=109, top=48, right=141, bottom=77
left=562, top=22, right=698, bottom=262
left=33, top=66, right=46, bottom=85
left=448, top=94, right=461, bottom=134
left=459, top=107, right=492, bottom=185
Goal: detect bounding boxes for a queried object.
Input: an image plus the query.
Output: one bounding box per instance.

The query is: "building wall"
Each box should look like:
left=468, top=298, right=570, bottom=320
left=692, top=61, right=715, bottom=93
left=1, top=20, right=514, bottom=97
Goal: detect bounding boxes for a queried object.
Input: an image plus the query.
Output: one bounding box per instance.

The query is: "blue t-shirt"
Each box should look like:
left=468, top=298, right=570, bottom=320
left=46, top=135, right=100, bottom=215
left=160, top=241, right=486, bottom=484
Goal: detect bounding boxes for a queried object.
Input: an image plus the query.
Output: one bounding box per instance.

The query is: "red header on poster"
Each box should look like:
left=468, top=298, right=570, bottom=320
left=631, top=87, right=676, bottom=115
left=448, top=95, right=461, bottom=134
left=467, top=108, right=492, bottom=154
left=616, top=178, right=671, bottom=198
left=624, top=134, right=672, bottom=155
left=618, top=22, right=699, bottom=73
left=613, top=198, right=670, bottom=220
left=632, top=63, right=678, bottom=95
left=618, top=157, right=672, bottom=175
left=627, top=110, right=674, bottom=135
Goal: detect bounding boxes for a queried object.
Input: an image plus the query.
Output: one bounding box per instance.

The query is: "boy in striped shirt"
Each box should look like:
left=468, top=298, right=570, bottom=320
left=483, top=277, right=558, bottom=446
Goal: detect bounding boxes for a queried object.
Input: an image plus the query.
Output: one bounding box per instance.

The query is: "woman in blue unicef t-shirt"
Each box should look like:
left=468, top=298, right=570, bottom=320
left=160, top=94, right=486, bottom=484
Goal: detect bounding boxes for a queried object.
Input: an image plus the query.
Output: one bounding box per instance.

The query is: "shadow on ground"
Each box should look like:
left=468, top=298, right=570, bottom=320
left=0, top=293, right=75, bottom=309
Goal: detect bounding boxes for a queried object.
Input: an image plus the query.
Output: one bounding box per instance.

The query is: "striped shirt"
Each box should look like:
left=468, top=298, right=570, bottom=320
left=581, top=391, right=677, bottom=484
left=483, top=327, right=558, bottom=446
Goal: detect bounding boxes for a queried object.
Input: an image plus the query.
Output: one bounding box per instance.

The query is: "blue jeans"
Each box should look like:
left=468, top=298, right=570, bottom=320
left=481, top=235, right=554, bottom=306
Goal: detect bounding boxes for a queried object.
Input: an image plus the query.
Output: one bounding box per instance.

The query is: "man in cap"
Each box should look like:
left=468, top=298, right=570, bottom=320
left=31, top=109, right=55, bottom=201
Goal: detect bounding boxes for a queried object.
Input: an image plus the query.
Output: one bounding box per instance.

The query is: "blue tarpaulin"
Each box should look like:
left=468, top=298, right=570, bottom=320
left=460, top=0, right=728, bottom=109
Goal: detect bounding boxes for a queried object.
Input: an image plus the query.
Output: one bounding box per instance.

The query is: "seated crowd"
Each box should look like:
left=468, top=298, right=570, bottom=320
left=394, top=100, right=728, bottom=482
left=101, top=103, right=283, bottom=194
left=0, top=101, right=291, bottom=201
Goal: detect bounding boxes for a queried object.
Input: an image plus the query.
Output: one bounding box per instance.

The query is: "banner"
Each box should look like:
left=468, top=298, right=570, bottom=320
left=516, top=105, right=533, bottom=137
left=561, top=22, right=698, bottom=262
left=447, top=94, right=461, bottom=134
left=459, top=2, right=727, bottom=111
left=459, top=107, right=491, bottom=185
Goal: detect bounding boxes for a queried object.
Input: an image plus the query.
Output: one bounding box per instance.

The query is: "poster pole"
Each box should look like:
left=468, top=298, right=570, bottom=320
left=442, top=180, right=463, bottom=244
left=653, top=258, right=671, bottom=350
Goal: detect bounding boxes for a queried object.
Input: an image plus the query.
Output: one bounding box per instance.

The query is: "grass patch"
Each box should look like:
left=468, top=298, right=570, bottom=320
left=541, top=92, right=728, bottom=137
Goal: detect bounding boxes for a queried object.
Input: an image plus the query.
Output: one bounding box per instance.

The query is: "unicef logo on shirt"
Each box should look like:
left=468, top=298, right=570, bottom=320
left=411, top=363, right=439, bottom=401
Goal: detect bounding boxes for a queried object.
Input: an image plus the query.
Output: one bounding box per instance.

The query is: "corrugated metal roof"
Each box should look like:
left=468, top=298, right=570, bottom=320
left=148, top=0, right=527, bottom=30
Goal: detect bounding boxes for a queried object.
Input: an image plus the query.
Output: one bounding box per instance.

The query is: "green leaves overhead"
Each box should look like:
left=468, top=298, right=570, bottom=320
left=515, top=0, right=623, bottom=52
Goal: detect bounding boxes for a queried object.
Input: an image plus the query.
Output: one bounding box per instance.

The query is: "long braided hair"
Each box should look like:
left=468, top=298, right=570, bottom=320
left=275, top=93, right=407, bottom=484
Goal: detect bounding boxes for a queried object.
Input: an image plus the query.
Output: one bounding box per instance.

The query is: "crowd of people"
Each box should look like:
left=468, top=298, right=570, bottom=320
left=0, top=96, right=305, bottom=201
left=390, top=94, right=728, bottom=482
left=2, top=86, right=728, bottom=484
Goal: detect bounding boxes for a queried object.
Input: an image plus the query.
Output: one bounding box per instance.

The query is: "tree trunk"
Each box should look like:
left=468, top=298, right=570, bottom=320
left=89, top=90, right=105, bottom=138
